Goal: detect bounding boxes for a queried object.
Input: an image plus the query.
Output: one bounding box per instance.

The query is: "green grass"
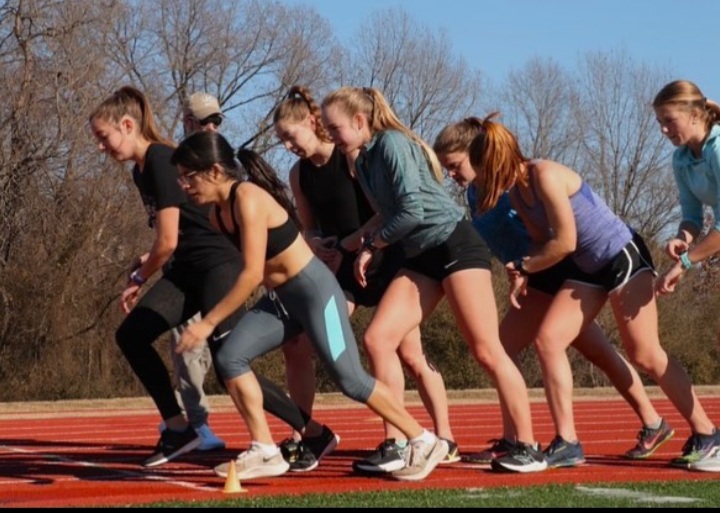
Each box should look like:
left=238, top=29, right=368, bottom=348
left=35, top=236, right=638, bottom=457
left=139, top=480, right=720, bottom=508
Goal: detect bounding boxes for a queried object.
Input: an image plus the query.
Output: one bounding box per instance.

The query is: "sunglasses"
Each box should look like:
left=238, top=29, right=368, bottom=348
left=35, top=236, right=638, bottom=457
left=199, top=114, right=223, bottom=127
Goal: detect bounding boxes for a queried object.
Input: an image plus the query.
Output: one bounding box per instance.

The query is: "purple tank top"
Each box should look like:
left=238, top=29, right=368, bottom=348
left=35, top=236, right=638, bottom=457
left=518, top=165, right=631, bottom=273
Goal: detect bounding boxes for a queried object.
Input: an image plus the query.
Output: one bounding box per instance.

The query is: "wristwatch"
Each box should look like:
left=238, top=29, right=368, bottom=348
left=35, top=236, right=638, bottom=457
left=513, top=258, right=529, bottom=276
left=130, top=269, right=147, bottom=286
left=361, top=233, right=379, bottom=253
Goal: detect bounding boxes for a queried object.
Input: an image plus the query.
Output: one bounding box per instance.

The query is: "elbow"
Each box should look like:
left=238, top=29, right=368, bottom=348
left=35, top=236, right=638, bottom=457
left=243, top=267, right=265, bottom=289
left=557, top=238, right=576, bottom=257
left=157, top=239, right=178, bottom=261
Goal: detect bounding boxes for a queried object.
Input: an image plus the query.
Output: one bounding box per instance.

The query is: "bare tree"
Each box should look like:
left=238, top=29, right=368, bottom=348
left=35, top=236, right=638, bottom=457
left=572, top=49, right=676, bottom=239
left=107, top=0, right=343, bottom=155
left=345, top=7, right=485, bottom=142
left=497, top=57, right=582, bottom=167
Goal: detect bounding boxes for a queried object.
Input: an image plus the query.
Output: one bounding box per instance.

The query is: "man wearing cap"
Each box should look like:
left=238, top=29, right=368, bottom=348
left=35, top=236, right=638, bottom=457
left=162, top=92, right=226, bottom=452
left=184, top=92, right=224, bottom=135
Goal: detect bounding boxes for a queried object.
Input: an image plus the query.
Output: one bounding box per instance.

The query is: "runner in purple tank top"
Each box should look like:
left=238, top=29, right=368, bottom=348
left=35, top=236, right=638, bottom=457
left=470, top=112, right=719, bottom=471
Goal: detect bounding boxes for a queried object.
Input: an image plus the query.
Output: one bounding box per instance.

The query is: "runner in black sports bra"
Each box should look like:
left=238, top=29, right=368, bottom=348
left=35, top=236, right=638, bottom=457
left=215, top=181, right=299, bottom=259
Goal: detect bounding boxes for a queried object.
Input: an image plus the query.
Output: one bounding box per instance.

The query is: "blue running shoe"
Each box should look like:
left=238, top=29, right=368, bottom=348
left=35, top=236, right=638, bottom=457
left=543, top=435, right=585, bottom=468
left=671, top=429, right=720, bottom=468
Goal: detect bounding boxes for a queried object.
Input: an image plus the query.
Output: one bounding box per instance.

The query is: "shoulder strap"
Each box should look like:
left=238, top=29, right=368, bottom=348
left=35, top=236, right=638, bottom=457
left=215, top=181, right=242, bottom=239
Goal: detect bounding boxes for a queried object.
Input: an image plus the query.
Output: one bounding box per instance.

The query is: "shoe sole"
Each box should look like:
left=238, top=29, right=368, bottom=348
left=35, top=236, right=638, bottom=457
left=143, top=436, right=202, bottom=468
left=392, top=439, right=449, bottom=482
left=237, top=461, right=290, bottom=480
left=624, top=429, right=675, bottom=460
left=547, top=457, right=586, bottom=469
left=490, top=458, right=548, bottom=474
left=215, top=460, right=290, bottom=480
left=354, top=459, right=406, bottom=473
left=439, top=452, right=461, bottom=465
left=289, top=459, right=319, bottom=473
left=689, top=448, right=720, bottom=472
left=460, top=454, right=494, bottom=465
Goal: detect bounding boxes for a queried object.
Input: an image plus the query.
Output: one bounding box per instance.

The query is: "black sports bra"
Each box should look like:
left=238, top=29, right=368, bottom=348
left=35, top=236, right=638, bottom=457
left=215, top=182, right=299, bottom=260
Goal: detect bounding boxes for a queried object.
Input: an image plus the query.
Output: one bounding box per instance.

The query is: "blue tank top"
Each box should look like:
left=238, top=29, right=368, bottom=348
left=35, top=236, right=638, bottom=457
left=215, top=182, right=299, bottom=260
left=467, top=186, right=530, bottom=264
left=516, top=164, right=631, bottom=273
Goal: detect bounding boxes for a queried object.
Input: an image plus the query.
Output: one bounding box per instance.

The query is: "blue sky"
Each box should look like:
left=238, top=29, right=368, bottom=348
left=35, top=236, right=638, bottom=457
left=281, top=0, right=719, bottom=103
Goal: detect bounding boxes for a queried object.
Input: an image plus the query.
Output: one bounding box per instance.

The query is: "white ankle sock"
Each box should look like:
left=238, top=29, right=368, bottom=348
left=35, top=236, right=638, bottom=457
left=252, top=441, right=279, bottom=457
left=410, top=429, right=436, bottom=446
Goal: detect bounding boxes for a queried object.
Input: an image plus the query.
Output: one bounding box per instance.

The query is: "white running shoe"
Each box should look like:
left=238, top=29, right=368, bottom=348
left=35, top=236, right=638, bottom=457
left=214, top=444, right=290, bottom=480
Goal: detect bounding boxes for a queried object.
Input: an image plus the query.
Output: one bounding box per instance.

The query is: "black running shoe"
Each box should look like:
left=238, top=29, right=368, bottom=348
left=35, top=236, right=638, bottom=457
left=289, top=441, right=320, bottom=472
left=353, top=438, right=408, bottom=473
left=279, top=437, right=301, bottom=464
left=491, top=442, right=548, bottom=473
left=143, top=425, right=201, bottom=468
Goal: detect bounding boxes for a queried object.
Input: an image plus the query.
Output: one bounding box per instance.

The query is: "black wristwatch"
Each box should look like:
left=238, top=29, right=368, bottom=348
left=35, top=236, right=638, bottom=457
left=513, top=258, right=529, bottom=276
left=361, top=233, right=379, bottom=253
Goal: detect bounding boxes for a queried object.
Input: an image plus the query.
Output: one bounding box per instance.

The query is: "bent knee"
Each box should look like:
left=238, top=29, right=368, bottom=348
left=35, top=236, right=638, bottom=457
left=336, top=374, right=375, bottom=403
left=214, top=345, right=253, bottom=381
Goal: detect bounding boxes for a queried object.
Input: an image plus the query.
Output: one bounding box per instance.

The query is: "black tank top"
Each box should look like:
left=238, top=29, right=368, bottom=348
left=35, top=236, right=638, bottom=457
left=298, top=147, right=374, bottom=238
left=215, top=182, right=299, bottom=260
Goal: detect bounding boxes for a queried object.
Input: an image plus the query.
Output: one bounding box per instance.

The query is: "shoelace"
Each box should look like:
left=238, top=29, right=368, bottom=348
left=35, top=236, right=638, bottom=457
left=545, top=437, right=564, bottom=455
left=378, top=439, right=398, bottom=456
left=637, top=427, right=651, bottom=440
left=405, top=440, right=426, bottom=467
left=238, top=445, right=263, bottom=462
left=681, top=434, right=701, bottom=455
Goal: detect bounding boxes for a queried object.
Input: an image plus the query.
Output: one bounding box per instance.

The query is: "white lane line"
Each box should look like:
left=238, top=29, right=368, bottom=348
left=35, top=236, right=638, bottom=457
left=0, top=444, right=218, bottom=492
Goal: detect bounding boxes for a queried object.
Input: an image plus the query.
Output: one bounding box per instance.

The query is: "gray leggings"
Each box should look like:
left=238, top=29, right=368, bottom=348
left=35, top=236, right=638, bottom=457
left=215, top=257, right=375, bottom=403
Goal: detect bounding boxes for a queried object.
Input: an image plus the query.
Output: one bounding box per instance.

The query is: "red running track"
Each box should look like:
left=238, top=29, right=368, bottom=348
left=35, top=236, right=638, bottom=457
left=1, top=397, right=719, bottom=507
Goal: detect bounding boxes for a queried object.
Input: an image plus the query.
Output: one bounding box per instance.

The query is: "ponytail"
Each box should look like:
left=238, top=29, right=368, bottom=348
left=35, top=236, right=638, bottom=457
left=468, top=112, right=528, bottom=213
left=323, top=86, right=443, bottom=182
left=235, top=148, right=302, bottom=231
left=89, top=86, right=174, bottom=147
left=274, top=85, right=331, bottom=142
left=653, top=80, right=720, bottom=131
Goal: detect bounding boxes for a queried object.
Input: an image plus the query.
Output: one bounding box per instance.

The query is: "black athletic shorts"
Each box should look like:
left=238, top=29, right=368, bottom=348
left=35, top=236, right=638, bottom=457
left=402, top=220, right=492, bottom=282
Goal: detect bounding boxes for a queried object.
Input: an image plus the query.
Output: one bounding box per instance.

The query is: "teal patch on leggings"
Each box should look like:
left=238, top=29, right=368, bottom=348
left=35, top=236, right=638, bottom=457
left=324, top=297, right=347, bottom=361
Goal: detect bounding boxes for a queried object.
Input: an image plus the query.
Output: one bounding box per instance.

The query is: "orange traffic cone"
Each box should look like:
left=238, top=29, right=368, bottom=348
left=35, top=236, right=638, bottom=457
left=222, top=459, right=247, bottom=494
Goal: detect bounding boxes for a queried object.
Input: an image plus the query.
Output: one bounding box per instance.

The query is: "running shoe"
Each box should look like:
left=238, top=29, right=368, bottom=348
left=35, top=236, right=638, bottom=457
left=543, top=435, right=585, bottom=468
left=462, top=438, right=518, bottom=464
left=689, top=446, right=720, bottom=472
left=143, top=425, right=201, bottom=467
left=392, top=437, right=449, bottom=482
left=214, top=444, right=289, bottom=480
left=289, top=425, right=340, bottom=472
left=439, top=438, right=461, bottom=464
left=279, top=437, right=301, bottom=464
left=624, top=418, right=674, bottom=459
left=491, top=442, right=548, bottom=473
left=671, top=429, right=720, bottom=468
left=353, top=438, right=408, bottom=473
left=195, top=424, right=226, bottom=451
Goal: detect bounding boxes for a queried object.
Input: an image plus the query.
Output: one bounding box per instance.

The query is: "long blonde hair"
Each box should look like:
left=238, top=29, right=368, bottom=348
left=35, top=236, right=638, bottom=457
left=468, top=112, right=529, bottom=213
left=273, top=85, right=331, bottom=143
left=89, top=86, right=175, bottom=147
left=653, top=80, right=720, bottom=131
left=322, top=86, right=442, bottom=181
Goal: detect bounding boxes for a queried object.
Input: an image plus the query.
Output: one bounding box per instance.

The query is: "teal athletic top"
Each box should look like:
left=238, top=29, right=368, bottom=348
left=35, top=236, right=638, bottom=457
left=672, top=124, right=720, bottom=232
left=354, top=130, right=464, bottom=258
